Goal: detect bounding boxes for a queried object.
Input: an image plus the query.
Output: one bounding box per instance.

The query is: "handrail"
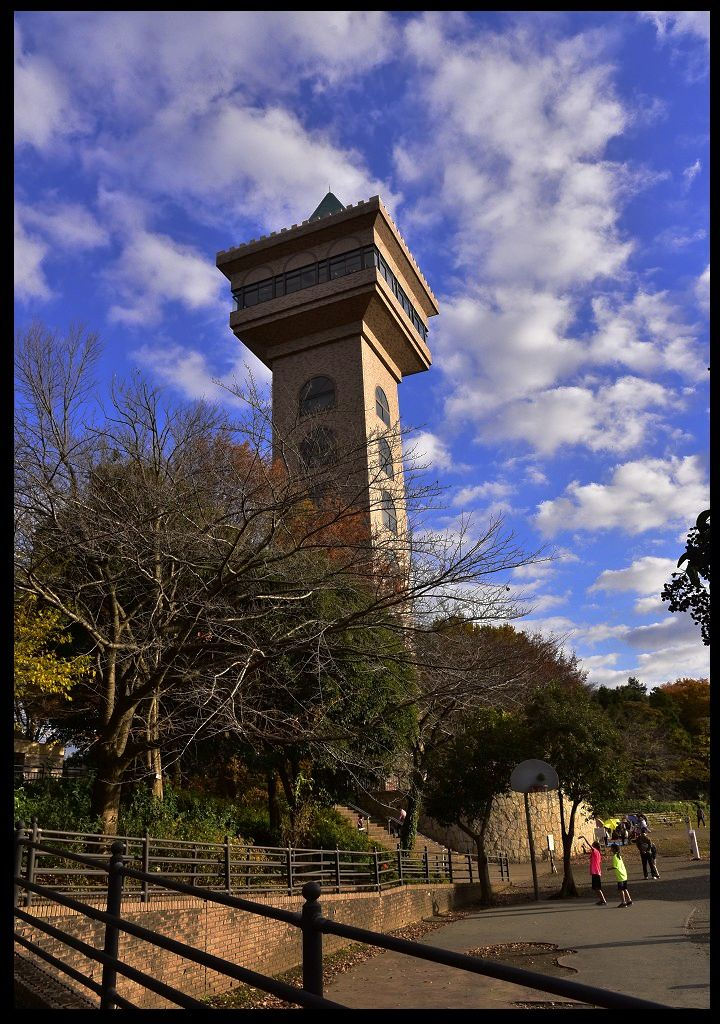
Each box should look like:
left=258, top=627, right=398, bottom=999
left=344, top=800, right=374, bottom=819
left=13, top=831, right=673, bottom=1011
left=307, top=892, right=670, bottom=1009
left=14, top=823, right=509, bottom=906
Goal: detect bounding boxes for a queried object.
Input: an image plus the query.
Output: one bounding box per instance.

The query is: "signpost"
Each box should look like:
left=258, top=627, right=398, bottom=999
left=510, top=759, right=560, bottom=901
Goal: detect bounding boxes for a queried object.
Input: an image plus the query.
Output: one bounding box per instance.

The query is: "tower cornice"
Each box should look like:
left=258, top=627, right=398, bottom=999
left=216, top=196, right=439, bottom=317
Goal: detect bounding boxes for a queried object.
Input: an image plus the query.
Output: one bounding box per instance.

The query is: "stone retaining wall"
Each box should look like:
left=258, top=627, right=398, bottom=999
left=419, top=792, right=595, bottom=862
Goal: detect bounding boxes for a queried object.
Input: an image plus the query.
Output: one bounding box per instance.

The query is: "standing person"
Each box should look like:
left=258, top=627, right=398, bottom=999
left=634, top=828, right=660, bottom=879
left=581, top=838, right=607, bottom=905
left=356, top=813, right=366, bottom=832
left=649, top=836, right=660, bottom=878
left=610, top=843, right=633, bottom=907
left=638, top=813, right=648, bottom=831
left=695, top=803, right=706, bottom=828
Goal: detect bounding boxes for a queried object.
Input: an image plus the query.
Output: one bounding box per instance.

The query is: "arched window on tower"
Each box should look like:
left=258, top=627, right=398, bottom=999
left=375, top=386, right=391, bottom=426
left=300, top=376, right=335, bottom=417
left=378, top=437, right=394, bottom=479
left=381, top=491, right=398, bottom=535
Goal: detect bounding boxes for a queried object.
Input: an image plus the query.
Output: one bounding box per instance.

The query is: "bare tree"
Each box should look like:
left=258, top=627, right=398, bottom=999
left=15, top=323, right=544, bottom=833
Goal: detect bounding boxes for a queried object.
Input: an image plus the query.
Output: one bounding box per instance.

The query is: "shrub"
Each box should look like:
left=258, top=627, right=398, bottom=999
left=14, top=777, right=101, bottom=834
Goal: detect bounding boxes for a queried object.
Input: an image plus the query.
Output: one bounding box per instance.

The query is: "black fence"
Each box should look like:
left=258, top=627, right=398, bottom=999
left=14, top=763, right=91, bottom=784
left=14, top=822, right=509, bottom=904
left=13, top=825, right=671, bottom=1010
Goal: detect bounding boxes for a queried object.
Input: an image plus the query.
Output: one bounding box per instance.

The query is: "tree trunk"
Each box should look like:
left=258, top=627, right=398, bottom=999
left=400, top=773, right=422, bottom=851
left=558, top=791, right=579, bottom=897
left=148, top=695, right=163, bottom=801
left=267, top=772, right=282, bottom=835
left=474, top=836, right=493, bottom=905
left=90, top=750, right=124, bottom=835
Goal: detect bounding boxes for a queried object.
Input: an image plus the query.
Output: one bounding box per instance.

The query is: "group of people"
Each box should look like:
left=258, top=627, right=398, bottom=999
left=581, top=812, right=660, bottom=908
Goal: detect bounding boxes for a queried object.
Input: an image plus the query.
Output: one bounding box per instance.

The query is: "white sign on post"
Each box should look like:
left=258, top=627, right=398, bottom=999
left=547, top=834, right=554, bottom=852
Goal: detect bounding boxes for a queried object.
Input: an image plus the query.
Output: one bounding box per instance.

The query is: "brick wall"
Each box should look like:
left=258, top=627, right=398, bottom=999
left=15, top=882, right=484, bottom=1009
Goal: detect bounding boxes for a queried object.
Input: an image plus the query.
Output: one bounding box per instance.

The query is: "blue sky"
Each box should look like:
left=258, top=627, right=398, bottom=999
left=14, top=11, right=709, bottom=688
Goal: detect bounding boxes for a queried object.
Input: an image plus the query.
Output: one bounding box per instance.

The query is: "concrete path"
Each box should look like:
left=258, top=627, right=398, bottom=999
left=325, top=857, right=709, bottom=1009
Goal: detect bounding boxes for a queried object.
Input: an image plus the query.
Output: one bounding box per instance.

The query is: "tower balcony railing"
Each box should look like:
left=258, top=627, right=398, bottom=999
left=231, top=244, right=428, bottom=342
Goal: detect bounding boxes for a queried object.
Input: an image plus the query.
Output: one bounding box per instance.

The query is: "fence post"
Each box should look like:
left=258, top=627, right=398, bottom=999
left=14, top=821, right=25, bottom=908
left=334, top=846, right=341, bottom=894
left=424, top=846, right=430, bottom=883
left=24, top=819, right=39, bottom=908
left=373, top=847, right=381, bottom=892
left=100, top=840, right=125, bottom=1010
left=224, top=836, right=232, bottom=895
left=190, top=846, right=198, bottom=888
left=467, top=853, right=473, bottom=884
left=396, top=843, right=403, bottom=885
left=301, top=881, right=324, bottom=999
left=448, top=849, right=454, bottom=884
left=141, top=833, right=150, bottom=904
left=287, top=847, right=294, bottom=895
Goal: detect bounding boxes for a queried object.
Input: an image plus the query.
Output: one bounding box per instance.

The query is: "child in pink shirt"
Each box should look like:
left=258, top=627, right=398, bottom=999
left=581, top=838, right=607, bottom=905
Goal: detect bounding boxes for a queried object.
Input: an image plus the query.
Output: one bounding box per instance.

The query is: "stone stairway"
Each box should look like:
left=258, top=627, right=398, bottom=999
left=334, top=803, right=451, bottom=859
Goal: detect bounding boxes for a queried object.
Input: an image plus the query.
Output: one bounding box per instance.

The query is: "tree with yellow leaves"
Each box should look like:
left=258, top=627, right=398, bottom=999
left=14, top=597, right=91, bottom=741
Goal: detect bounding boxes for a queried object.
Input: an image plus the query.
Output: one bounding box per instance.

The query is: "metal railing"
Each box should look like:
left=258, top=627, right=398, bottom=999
left=13, top=826, right=671, bottom=1010
left=13, top=822, right=508, bottom=904
left=14, top=763, right=91, bottom=784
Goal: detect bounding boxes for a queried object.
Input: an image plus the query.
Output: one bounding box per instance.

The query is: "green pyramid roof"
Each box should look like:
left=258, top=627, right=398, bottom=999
left=308, top=192, right=344, bottom=222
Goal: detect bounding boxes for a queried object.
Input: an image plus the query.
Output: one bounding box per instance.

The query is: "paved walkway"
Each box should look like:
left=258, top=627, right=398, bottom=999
left=325, top=857, right=710, bottom=1009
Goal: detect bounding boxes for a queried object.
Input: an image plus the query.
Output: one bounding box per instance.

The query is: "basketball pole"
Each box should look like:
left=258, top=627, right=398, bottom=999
left=524, top=791, right=540, bottom=901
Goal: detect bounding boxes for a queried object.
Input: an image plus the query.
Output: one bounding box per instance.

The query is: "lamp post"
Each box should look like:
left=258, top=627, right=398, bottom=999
left=510, top=760, right=560, bottom=902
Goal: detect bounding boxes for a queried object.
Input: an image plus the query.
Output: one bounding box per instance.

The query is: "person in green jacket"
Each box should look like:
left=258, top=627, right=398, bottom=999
left=610, top=843, right=633, bottom=907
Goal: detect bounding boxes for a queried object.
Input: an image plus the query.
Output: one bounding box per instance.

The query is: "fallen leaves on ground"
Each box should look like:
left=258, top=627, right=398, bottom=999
left=209, top=910, right=471, bottom=1009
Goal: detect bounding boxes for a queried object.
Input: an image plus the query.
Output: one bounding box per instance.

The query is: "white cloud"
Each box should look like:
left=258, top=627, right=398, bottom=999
left=640, top=11, right=710, bottom=44
left=17, top=12, right=399, bottom=232
left=92, top=102, right=397, bottom=235
left=633, top=638, right=709, bottom=683
left=536, top=455, right=708, bottom=537
left=589, top=555, right=677, bottom=599
left=694, top=265, right=709, bottom=315
left=399, top=21, right=631, bottom=289
left=390, top=18, right=707, bottom=459
left=452, top=480, right=514, bottom=507
left=132, top=342, right=270, bottom=405
left=526, top=591, right=570, bottom=614
left=525, top=466, right=549, bottom=486
left=14, top=209, right=51, bottom=302
left=682, top=159, right=702, bottom=185
left=623, top=613, right=703, bottom=651
left=104, top=224, right=223, bottom=327
left=438, top=288, right=581, bottom=419
left=14, top=19, right=87, bottom=151
left=589, top=289, right=707, bottom=380
left=408, top=430, right=461, bottom=473
left=17, top=200, right=109, bottom=251
left=481, top=376, right=672, bottom=455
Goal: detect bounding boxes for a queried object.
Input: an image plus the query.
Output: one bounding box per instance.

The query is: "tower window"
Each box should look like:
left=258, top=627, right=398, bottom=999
left=375, top=386, right=391, bottom=426
left=299, top=427, right=337, bottom=468
left=300, top=376, right=335, bottom=416
left=381, top=491, right=398, bottom=534
left=379, top=437, right=394, bottom=478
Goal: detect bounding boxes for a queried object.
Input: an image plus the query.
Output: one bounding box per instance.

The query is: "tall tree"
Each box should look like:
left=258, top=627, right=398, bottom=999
left=525, top=683, right=627, bottom=897
left=396, top=621, right=587, bottom=851
left=424, top=708, right=526, bottom=904
left=15, top=323, right=541, bottom=833
left=662, top=510, right=710, bottom=644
